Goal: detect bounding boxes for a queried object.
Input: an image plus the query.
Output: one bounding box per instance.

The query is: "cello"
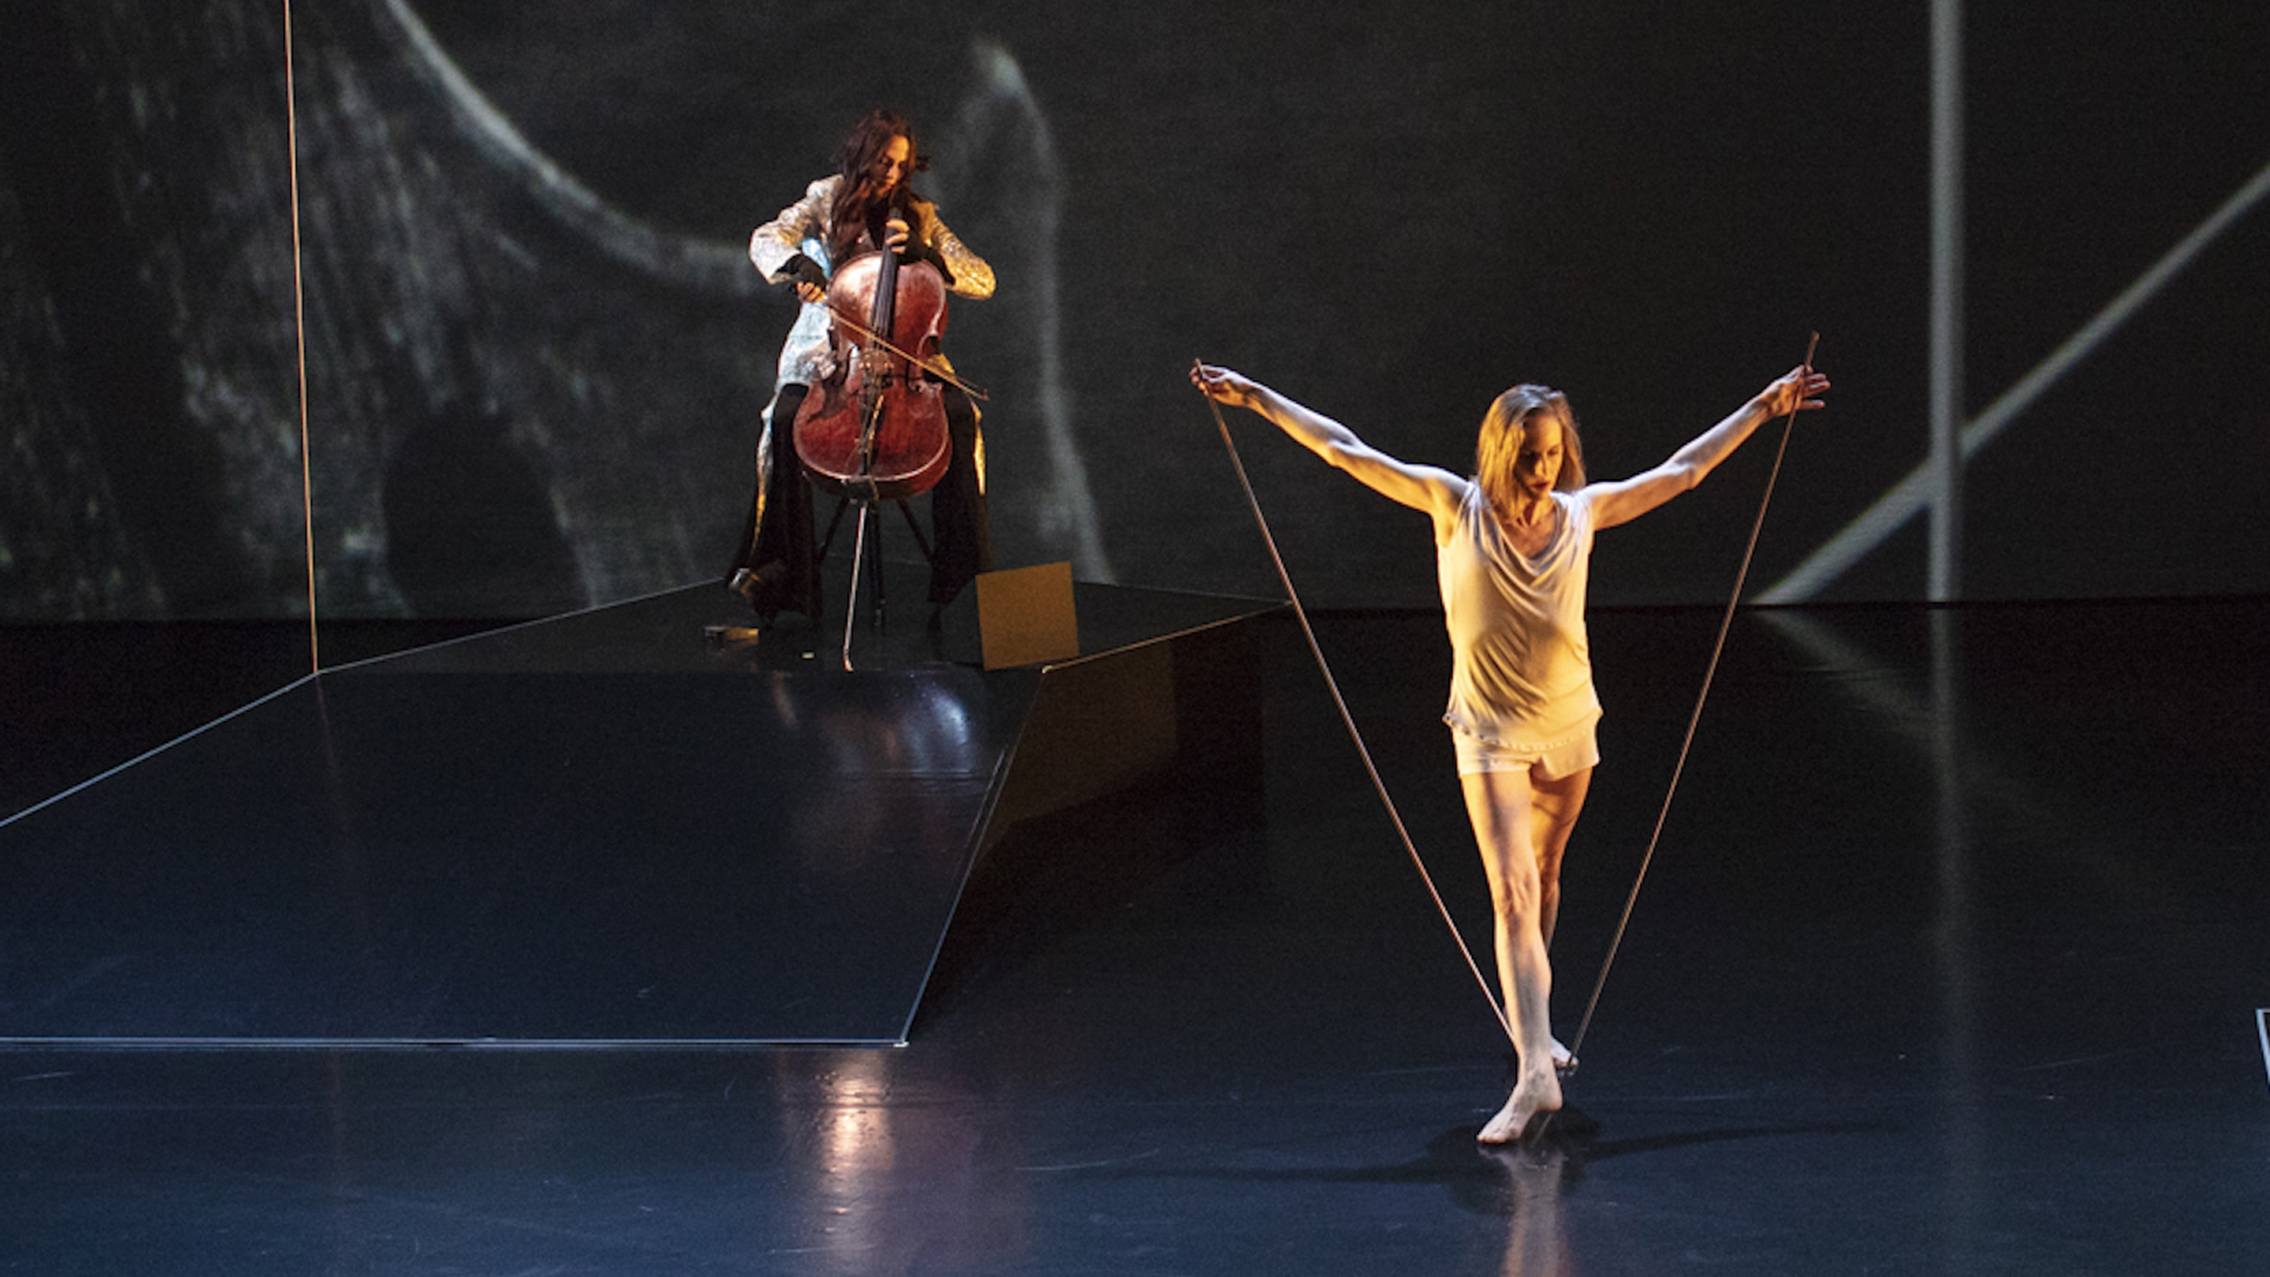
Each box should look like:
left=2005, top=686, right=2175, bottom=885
left=790, top=197, right=970, bottom=667
left=791, top=200, right=953, bottom=501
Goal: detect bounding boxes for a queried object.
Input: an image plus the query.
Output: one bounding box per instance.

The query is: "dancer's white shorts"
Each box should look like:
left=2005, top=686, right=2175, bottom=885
left=1451, top=720, right=1600, bottom=780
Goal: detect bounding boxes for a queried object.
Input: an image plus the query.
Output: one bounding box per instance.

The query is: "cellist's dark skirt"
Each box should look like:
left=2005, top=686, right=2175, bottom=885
left=730, top=383, right=989, bottom=619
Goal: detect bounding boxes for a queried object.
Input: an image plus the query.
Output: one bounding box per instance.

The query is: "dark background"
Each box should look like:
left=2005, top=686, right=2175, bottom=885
left=5, top=0, right=2267, bottom=630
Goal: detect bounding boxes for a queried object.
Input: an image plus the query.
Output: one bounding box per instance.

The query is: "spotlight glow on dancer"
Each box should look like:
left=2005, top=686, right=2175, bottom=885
left=1190, top=360, right=1831, bottom=1142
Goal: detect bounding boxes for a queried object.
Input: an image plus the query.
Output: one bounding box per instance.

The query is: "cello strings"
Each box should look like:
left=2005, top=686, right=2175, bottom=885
left=1565, top=332, right=1820, bottom=1062
left=1197, top=375, right=1521, bottom=1052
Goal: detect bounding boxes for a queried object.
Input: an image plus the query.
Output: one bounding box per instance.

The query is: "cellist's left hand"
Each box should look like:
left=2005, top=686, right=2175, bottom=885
left=884, top=216, right=912, bottom=254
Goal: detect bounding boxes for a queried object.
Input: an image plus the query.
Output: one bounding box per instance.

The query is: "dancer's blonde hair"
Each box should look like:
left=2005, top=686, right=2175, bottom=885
left=1474, top=385, right=1586, bottom=515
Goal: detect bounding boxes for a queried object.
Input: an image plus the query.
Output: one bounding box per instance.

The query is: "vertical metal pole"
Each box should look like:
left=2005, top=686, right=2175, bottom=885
left=1928, top=0, right=1976, bottom=1194
left=1929, top=0, right=1965, bottom=601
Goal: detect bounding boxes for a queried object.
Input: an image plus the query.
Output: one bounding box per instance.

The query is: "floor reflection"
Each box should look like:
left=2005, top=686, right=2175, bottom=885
left=752, top=669, right=994, bottom=873
left=774, top=1052, right=1032, bottom=1273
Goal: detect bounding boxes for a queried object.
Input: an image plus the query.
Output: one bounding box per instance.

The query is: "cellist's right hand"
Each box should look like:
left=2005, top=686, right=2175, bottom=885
left=784, top=254, right=828, bottom=305
left=1190, top=362, right=1263, bottom=412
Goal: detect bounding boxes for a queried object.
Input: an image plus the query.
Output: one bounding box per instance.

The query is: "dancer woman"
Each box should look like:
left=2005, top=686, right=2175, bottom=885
left=1190, top=360, right=1830, bottom=1141
left=730, top=108, right=996, bottom=621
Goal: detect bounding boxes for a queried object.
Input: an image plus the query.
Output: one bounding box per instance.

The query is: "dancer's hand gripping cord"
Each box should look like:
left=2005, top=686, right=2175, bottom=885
left=1754, top=363, right=1832, bottom=419
left=1189, top=363, right=1263, bottom=411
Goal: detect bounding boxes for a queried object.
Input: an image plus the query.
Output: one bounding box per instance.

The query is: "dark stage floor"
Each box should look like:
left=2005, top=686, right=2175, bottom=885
left=4, top=594, right=2267, bottom=1273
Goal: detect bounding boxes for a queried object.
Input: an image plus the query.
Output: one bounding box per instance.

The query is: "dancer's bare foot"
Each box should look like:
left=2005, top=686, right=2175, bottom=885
left=1476, top=1068, right=1563, bottom=1145
left=1506, top=1037, right=1577, bottom=1078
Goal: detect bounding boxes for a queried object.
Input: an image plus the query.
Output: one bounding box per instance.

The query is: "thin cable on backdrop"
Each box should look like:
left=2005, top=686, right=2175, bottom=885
left=1194, top=366, right=1519, bottom=1052
left=283, top=0, right=318, bottom=671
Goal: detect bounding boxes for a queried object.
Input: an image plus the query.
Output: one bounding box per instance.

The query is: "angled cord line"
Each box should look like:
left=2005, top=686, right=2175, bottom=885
left=1567, top=333, right=1819, bottom=1059
left=1196, top=376, right=1518, bottom=1052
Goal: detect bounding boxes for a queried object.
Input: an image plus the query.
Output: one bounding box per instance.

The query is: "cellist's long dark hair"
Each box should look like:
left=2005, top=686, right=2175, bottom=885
left=825, top=108, right=924, bottom=265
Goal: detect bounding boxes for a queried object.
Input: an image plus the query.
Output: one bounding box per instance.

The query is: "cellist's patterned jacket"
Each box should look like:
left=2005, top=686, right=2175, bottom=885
left=747, top=175, right=994, bottom=406
left=743, top=175, right=995, bottom=533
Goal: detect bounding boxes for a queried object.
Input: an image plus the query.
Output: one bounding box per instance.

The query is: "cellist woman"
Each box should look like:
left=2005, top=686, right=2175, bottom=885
left=730, top=108, right=995, bottom=623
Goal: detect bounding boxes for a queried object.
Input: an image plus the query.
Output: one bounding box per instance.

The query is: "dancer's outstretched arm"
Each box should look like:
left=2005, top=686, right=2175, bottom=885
left=1585, top=365, right=1831, bottom=531
left=1193, top=363, right=1467, bottom=531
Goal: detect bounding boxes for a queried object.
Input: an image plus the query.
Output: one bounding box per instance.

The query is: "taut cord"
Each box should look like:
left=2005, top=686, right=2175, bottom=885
left=1196, top=367, right=1520, bottom=1051
left=1565, top=331, right=1820, bottom=1062
left=283, top=0, right=317, bottom=671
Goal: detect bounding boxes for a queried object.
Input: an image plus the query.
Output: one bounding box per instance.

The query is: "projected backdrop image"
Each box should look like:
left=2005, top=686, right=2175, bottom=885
left=4, top=0, right=2265, bottom=626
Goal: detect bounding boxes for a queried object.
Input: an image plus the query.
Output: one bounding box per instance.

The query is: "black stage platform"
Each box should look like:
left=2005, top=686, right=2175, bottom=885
left=1, top=575, right=1274, bottom=1045
left=3, top=595, right=2266, bottom=1272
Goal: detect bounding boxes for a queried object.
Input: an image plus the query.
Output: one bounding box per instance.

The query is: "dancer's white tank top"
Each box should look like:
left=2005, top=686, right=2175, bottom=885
left=1437, top=483, right=1602, bottom=750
